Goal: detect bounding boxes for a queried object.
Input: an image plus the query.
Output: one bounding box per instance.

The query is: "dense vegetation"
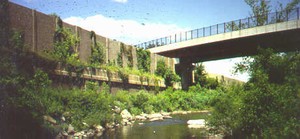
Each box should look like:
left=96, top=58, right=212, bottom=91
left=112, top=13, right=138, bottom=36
left=90, top=31, right=106, bottom=66
left=1, top=60, right=219, bottom=136
left=208, top=1, right=300, bottom=138
left=194, top=63, right=220, bottom=89
left=155, top=59, right=180, bottom=87
left=136, top=48, right=151, bottom=72
left=21, top=78, right=219, bottom=131
left=1, top=0, right=299, bottom=138
left=0, top=19, right=210, bottom=139
left=208, top=48, right=300, bottom=138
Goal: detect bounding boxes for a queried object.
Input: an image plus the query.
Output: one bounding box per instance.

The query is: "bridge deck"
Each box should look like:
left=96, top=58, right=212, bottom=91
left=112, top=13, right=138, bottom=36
left=150, top=20, right=300, bottom=62
left=136, top=8, right=300, bottom=62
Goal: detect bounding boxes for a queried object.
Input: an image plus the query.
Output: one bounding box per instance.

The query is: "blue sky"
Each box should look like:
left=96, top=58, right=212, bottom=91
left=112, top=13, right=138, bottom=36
left=11, top=0, right=252, bottom=29
left=10, top=0, right=296, bottom=81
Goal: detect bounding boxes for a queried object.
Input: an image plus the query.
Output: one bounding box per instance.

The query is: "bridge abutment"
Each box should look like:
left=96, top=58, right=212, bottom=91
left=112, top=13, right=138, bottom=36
left=176, top=58, right=194, bottom=90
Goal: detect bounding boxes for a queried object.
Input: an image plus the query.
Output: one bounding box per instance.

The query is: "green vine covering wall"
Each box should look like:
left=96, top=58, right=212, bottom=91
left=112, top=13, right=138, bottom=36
left=136, top=48, right=150, bottom=72
left=117, top=43, right=133, bottom=68
left=90, top=31, right=106, bottom=66
left=117, top=43, right=124, bottom=67
left=52, top=16, right=84, bottom=78
left=126, top=46, right=133, bottom=68
left=53, top=17, right=80, bottom=65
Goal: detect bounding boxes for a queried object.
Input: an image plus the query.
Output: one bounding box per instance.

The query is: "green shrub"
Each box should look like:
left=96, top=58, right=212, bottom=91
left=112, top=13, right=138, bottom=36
left=114, top=90, right=132, bottom=110
left=155, top=60, right=180, bottom=87
left=209, top=48, right=300, bottom=138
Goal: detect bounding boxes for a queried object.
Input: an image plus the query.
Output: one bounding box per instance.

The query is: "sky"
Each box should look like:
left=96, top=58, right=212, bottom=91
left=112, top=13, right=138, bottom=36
left=10, top=0, right=295, bottom=82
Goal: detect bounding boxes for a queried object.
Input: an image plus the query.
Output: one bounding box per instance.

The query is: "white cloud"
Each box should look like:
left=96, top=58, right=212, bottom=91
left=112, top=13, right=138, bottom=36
left=112, top=0, right=128, bottom=4
left=63, top=14, right=188, bottom=45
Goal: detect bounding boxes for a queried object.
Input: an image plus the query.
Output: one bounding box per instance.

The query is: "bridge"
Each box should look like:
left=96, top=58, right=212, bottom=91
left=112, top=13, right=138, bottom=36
left=136, top=8, right=300, bottom=90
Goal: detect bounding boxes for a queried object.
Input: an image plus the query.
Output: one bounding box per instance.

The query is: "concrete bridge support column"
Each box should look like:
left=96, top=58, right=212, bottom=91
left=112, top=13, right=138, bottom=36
left=176, top=58, right=194, bottom=90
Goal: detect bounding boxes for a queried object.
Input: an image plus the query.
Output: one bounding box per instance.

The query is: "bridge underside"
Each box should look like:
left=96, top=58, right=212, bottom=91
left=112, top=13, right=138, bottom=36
left=148, top=20, right=300, bottom=90
left=157, top=28, right=300, bottom=63
left=149, top=19, right=300, bottom=89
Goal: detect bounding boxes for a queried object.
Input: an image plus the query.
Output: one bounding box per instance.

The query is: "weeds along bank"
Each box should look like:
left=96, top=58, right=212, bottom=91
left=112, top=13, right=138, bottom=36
left=3, top=68, right=220, bottom=138
left=0, top=29, right=219, bottom=137
left=1, top=27, right=225, bottom=138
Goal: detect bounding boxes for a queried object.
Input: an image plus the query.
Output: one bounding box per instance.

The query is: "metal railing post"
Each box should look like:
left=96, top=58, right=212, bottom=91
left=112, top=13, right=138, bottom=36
left=203, top=27, right=205, bottom=36
left=196, top=29, right=199, bottom=38
left=266, top=13, right=268, bottom=25
left=224, top=22, right=226, bottom=33
left=286, top=10, right=289, bottom=21
left=297, top=7, right=299, bottom=20
left=175, top=34, right=177, bottom=43
left=275, top=10, right=278, bottom=22
left=165, top=37, right=167, bottom=45
left=239, top=19, right=241, bottom=30
left=217, top=24, right=219, bottom=34
left=248, top=17, right=250, bottom=28
left=180, top=33, right=182, bottom=42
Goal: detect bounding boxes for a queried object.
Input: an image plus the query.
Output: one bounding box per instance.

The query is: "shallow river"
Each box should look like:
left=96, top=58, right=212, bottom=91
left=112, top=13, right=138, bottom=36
left=100, top=113, right=211, bottom=139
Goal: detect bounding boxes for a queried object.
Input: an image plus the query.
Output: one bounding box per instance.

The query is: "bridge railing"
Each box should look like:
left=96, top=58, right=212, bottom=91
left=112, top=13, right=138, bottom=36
left=135, top=7, right=300, bottom=49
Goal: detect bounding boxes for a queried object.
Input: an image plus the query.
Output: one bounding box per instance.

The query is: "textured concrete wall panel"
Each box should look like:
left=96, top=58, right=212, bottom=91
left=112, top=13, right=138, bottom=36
left=35, top=11, right=56, bottom=52
left=96, top=34, right=106, bottom=45
left=8, top=3, right=33, bottom=51
left=8, top=2, right=174, bottom=74
left=95, top=34, right=107, bottom=64
left=123, top=45, right=130, bottom=68
left=108, top=39, right=120, bottom=64
left=62, top=22, right=76, bottom=34
left=77, top=27, right=92, bottom=63
left=131, top=46, right=138, bottom=69
left=150, top=53, right=156, bottom=74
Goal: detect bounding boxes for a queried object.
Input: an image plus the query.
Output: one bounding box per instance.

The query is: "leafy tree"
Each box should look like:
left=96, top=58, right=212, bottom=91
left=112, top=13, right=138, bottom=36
left=225, top=21, right=247, bottom=31
left=205, top=77, right=219, bottom=89
left=240, top=49, right=299, bottom=137
left=155, top=59, right=180, bottom=87
left=194, top=63, right=207, bottom=86
left=209, top=49, right=300, bottom=138
left=194, top=63, right=219, bottom=89
left=245, top=0, right=271, bottom=25
left=209, top=1, right=300, bottom=137
left=245, top=0, right=300, bottom=24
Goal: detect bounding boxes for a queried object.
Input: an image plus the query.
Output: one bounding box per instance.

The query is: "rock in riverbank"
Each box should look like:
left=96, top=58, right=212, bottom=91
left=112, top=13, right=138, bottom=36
left=187, top=119, right=206, bottom=129
left=121, top=109, right=133, bottom=120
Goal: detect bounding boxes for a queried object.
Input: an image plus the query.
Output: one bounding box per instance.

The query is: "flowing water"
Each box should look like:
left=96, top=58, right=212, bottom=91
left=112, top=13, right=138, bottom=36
left=100, top=113, right=213, bottom=139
